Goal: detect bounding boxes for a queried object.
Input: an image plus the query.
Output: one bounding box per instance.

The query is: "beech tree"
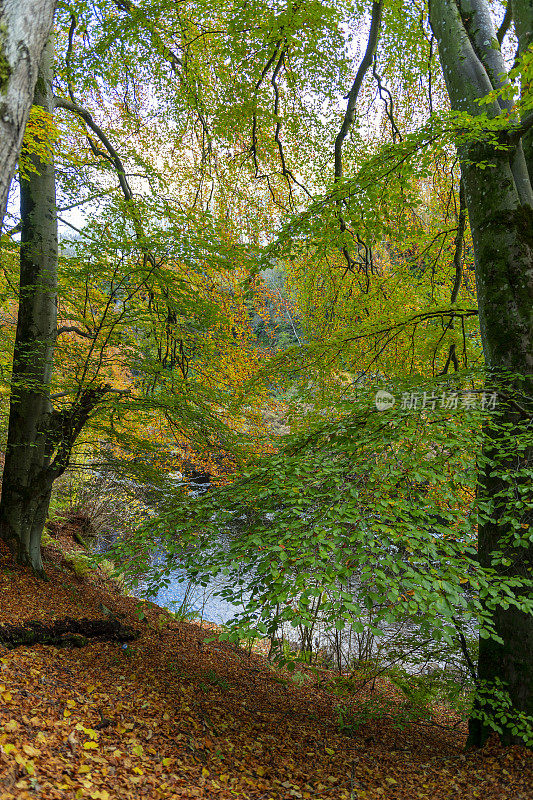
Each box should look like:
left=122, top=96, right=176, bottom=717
left=0, top=37, right=59, bottom=575
left=429, top=0, right=533, bottom=746
left=0, top=0, right=282, bottom=572
left=0, top=36, right=113, bottom=575
left=0, top=0, right=56, bottom=229
left=114, top=0, right=532, bottom=748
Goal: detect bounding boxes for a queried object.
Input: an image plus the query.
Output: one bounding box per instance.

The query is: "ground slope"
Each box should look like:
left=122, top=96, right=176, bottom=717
left=0, top=531, right=531, bottom=800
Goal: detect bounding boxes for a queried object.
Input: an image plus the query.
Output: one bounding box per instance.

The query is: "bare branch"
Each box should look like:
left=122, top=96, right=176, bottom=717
left=372, top=57, right=402, bottom=143
left=451, top=179, right=467, bottom=305
left=497, top=1, right=513, bottom=45
left=56, top=326, right=95, bottom=340
left=334, top=1, right=383, bottom=179
left=54, top=96, right=134, bottom=204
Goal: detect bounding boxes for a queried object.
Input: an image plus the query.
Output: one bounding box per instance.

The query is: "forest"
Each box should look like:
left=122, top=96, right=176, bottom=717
left=0, top=0, right=532, bottom=796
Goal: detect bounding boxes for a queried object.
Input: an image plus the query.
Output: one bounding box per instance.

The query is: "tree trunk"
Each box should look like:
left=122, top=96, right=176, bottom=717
left=513, top=0, right=533, bottom=181
left=0, top=35, right=57, bottom=576
left=430, top=0, right=533, bottom=746
left=0, top=0, right=56, bottom=229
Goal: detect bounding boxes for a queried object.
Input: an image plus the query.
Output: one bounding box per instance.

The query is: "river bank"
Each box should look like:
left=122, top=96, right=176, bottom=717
left=0, top=518, right=531, bottom=800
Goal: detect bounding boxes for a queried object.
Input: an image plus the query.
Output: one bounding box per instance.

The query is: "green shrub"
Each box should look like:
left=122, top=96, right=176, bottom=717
left=41, top=531, right=57, bottom=548
left=64, top=551, right=94, bottom=579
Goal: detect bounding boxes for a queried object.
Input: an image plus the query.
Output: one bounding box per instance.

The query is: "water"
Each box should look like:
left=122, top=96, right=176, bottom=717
left=141, top=476, right=252, bottom=623
left=96, top=473, right=476, bottom=677
left=152, top=569, right=249, bottom=624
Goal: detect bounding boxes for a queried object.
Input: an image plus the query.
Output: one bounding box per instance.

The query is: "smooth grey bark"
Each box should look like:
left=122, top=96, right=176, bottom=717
left=0, top=33, right=113, bottom=574
left=430, top=0, right=533, bottom=746
left=0, top=36, right=57, bottom=575
left=0, top=0, right=56, bottom=230
left=513, top=0, right=533, bottom=181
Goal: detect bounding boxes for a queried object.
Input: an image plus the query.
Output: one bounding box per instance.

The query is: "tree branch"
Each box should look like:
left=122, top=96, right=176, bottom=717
left=497, top=1, right=513, bottom=45
left=451, top=179, right=467, bottom=305
left=56, top=326, right=95, bottom=340
left=507, top=111, right=533, bottom=146
left=372, top=56, right=402, bottom=143
left=111, top=0, right=183, bottom=73
left=54, top=96, right=134, bottom=204
left=334, top=1, right=383, bottom=179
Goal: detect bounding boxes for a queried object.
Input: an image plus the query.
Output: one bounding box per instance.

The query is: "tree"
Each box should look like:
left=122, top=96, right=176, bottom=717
left=1, top=0, right=531, bottom=747
left=0, top=36, right=60, bottom=575
left=254, top=0, right=533, bottom=745
left=0, top=35, right=113, bottom=575
left=0, top=0, right=56, bottom=230
left=0, top=0, right=284, bottom=572
left=429, top=0, right=533, bottom=746
left=125, top=0, right=532, bottom=747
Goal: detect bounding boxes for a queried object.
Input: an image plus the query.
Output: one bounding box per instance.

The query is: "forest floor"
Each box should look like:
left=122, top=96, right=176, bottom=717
left=0, top=519, right=531, bottom=800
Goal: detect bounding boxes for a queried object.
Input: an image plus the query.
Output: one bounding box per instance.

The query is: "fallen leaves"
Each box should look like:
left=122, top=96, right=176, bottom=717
left=0, top=537, right=531, bottom=799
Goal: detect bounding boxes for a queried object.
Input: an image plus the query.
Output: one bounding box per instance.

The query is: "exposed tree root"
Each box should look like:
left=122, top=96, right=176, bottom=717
left=0, top=617, right=138, bottom=649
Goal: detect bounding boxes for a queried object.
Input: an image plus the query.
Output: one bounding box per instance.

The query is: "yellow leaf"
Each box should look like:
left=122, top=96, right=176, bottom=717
left=162, top=757, right=172, bottom=767
left=132, top=745, right=143, bottom=756
left=256, top=766, right=266, bottom=776
left=4, top=720, right=18, bottom=732
left=2, top=743, right=16, bottom=755
left=202, top=767, right=210, bottom=777
left=22, top=745, right=40, bottom=757
left=132, top=767, right=144, bottom=775
left=83, top=741, right=98, bottom=750
left=220, top=773, right=229, bottom=782
left=325, top=747, right=335, bottom=755
left=78, top=766, right=91, bottom=774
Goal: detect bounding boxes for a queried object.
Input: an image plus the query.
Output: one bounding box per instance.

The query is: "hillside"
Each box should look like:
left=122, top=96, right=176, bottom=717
left=0, top=526, right=531, bottom=800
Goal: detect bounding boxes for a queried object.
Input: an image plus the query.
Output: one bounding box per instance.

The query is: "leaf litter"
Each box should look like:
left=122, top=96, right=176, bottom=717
left=0, top=534, right=531, bottom=800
